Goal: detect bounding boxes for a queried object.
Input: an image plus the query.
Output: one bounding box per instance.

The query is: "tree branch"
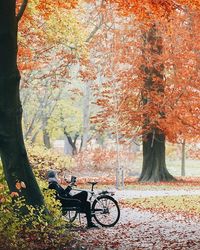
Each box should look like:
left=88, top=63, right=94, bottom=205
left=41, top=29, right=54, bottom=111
left=16, top=0, right=28, bottom=23
left=85, top=14, right=103, bottom=43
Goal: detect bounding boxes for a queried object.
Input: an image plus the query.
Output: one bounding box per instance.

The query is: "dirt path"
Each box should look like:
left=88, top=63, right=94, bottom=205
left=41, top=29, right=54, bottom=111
left=114, top=189, right=200, bottom=199
left=71, top=190, right=200, bottom=250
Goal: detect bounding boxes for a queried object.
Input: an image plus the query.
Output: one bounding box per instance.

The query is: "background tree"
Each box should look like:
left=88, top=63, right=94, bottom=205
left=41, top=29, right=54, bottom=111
left=47, top=96, right=83, bottom=155
left=92, top=1, right=200, bottom=181
left=19, top=3, right=87, bottom=147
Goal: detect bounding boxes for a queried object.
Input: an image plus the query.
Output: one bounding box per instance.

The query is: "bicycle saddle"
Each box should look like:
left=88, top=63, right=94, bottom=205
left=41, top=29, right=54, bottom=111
left=88, top=181, right=98, bottom=185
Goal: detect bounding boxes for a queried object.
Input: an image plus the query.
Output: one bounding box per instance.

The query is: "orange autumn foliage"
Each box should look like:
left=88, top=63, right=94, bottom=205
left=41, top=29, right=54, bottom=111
left=16, top=0, right=78, bottom=72
left=16, top=0, right=200, bottom=145
left=90, top=1, right=200, bottom=145
left=109, top=0, right=200, bottom=17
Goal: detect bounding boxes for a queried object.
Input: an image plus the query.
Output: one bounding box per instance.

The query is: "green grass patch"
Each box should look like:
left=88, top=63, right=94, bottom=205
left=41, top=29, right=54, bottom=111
left=122, top=195, right=200, bottom=216
left=125, top=183, right=200, bottom=191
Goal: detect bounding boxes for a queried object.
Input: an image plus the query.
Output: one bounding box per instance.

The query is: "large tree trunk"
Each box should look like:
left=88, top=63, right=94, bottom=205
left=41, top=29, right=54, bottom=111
left=139, top=132, right=175, bottom=182
left=139, top=24, right=175, bottom=182
left=0, top=0, right=44, bottom=206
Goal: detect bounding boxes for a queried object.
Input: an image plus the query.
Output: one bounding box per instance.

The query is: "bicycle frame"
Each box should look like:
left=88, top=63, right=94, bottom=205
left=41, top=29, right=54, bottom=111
left=69, top=181, right=120, bottom=227
left=72, top=186, right=115, bottom=204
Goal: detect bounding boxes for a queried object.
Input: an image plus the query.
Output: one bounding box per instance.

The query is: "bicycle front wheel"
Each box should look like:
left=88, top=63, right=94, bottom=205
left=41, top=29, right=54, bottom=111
left=92, top=195, right=120, bottom=227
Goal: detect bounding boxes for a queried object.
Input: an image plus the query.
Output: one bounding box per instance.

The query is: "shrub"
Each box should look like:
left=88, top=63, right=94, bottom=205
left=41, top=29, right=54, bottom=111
left=26, top=142, right=74, bottom=179
left=0, top=165, right=72, bottom=250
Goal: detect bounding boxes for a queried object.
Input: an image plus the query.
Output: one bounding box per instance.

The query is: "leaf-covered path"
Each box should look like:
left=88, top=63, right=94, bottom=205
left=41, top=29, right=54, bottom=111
left=72, top=189, right=200, bottom=250
left=75, top=208, right=200, bottom=250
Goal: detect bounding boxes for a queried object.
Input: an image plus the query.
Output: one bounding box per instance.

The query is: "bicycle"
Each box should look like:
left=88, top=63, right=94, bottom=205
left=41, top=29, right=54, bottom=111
left=62, top=177, right=120, bottom=227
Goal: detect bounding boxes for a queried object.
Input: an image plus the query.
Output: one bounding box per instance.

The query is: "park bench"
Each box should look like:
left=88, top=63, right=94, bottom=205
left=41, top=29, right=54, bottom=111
left=58, top=195, right=82, bottom=223
left=44, top=187, right=82, bottom=223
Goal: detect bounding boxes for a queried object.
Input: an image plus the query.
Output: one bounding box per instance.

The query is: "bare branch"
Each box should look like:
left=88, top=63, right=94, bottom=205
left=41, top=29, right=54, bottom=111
left=85, top=14, right=104, bottom=43
left=16, top=0, right=28, bottom=23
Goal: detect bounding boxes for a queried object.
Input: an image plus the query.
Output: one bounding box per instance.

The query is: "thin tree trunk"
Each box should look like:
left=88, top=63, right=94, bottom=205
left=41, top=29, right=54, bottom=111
left=28, top=88, right=63, bottom=142
left=181, top=139, right=186, bottom=176
left=0, top=1, right=44, bottom=206
left=64, top=135, right=73, bottom=155
left=82, top=81, right=91, bottom=150
left=64, top=130, right=78, bottom=155
left=42, top=115, right=51, bottom=148
left=43, top=129, right=51, bottom=149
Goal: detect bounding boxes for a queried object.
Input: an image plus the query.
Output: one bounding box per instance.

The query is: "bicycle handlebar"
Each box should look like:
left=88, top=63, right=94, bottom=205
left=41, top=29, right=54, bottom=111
left=87, top=181, right=98, bottom=185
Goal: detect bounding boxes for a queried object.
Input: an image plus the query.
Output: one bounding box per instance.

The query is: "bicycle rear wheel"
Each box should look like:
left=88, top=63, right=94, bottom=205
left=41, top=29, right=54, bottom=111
left=92, top=195, right=120, bottom=227
left=62, top=209, right=78, bottom=223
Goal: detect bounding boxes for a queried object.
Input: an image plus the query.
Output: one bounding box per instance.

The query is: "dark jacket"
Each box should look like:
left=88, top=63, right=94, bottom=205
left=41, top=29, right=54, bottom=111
left=48, top=179, right=72, bottom=198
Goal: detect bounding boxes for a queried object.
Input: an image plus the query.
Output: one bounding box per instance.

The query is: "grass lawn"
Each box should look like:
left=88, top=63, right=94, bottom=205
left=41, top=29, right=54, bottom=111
left=125, top=177, right=200, bottom=190
left=131, top=159, right=200, bottom=177
left=122, top=195, right=200, bottom=217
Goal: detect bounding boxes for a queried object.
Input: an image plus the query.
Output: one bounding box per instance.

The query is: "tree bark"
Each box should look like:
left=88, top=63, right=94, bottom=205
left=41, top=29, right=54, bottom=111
left=0, top=0, right=44, bottom=206
left=64, top=130, right=78, bottom=155
left=139, top=24, right=175, bottom=182
left=43, top=129, right=51, bottom=149
left=139, top=132, right=175, bottom=182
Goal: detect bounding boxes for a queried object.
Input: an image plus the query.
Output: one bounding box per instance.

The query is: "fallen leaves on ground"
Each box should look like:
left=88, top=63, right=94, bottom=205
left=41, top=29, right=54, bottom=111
left=72, top=189, right=200, bottom=250
left=71, top=177, right=200, bottom=191
left=73, top=207, right=200, bottom=250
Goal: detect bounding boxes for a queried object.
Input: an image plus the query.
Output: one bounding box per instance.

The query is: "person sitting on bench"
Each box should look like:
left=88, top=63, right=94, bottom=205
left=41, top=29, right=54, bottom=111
left=47, top=170, right=97, bottom=228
